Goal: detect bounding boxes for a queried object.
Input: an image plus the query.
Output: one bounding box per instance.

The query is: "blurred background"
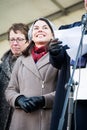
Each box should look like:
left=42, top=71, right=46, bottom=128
left=0, top=0, right=85, bottom=58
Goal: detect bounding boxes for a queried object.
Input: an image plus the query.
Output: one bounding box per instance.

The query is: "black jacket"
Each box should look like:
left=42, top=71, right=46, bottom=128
left=50, top=48, right=70, bottom=130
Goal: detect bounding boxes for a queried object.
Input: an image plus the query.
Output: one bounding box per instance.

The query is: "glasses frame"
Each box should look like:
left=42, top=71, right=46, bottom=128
left=9, top=38, right=26, bottom=43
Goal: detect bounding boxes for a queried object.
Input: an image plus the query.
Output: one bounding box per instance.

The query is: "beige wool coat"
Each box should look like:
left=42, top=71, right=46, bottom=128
left=5, top=53, right=58, bottom=130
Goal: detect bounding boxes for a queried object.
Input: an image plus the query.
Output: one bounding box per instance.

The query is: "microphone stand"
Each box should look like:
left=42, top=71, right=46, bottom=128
left=58, top=17, right=87, bottom=130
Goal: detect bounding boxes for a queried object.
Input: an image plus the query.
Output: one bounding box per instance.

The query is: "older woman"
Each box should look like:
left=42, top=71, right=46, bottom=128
left=5, top=18, right=60, bottom=130
left=0, top=23, right=29, bottom=130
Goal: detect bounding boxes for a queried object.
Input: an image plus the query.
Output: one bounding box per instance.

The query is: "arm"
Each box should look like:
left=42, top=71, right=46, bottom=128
left=43, top=91, right=55, bottom=108
left=5, top=57, right=21, bottom=107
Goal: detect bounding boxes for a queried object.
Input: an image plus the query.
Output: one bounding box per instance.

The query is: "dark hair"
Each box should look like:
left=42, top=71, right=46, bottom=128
left=22, top=17, right=55, bottom=57
left=8, top=23, right=29, bottom=41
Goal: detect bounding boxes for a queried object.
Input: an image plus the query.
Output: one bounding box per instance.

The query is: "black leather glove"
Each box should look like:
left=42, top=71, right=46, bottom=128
left=48, top=38, right=69, bottom=69
left=27, top=96, right=45, bottom=112
left=15, top=95, right=31, bottom=113
left=15, top=95, right=45, bottom=113
left=48, top=38, right=63, bottom=55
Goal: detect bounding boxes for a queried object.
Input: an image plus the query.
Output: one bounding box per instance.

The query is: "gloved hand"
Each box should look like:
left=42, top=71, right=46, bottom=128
left=48, top=38, right=63, bottom=55
left=48, top=38, right=69, bottom=69
left=15, top=95, right=31, bottom=113
left=15, top=95, right=45, bottom=113
left=27, top=96, right=45, bottom=112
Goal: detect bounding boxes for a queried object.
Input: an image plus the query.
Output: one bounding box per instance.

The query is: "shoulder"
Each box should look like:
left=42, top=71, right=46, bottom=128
left=16, top=55, right=24, bottom=62
left=13, top=55, right=25, bottom=68
left=1, top=49, right=11, bottom=61
left=59, top=21, right=81, bottom=30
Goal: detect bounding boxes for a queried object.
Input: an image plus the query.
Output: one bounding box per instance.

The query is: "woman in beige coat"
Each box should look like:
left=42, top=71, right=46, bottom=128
left=5, top=17, right=59, bottom=130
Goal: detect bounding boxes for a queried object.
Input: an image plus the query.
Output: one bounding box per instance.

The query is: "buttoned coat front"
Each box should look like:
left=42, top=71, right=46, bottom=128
left=5, top=53, right=58, bottom=130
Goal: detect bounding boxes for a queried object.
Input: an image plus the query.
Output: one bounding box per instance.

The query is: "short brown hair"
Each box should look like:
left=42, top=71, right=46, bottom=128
left=8, top=23, right=29, bottom=41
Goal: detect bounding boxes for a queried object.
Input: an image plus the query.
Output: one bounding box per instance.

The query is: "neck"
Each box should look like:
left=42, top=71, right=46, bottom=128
left=35, top=42, right=47, bottom=48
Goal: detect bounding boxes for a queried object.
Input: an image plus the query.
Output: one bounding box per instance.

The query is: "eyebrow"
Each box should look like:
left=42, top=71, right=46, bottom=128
left=34, top=24, right=48, bottom=27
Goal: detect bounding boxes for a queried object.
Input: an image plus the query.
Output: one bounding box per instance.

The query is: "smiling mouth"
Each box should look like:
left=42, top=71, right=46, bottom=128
left=36, top=34, right=46, bottom=37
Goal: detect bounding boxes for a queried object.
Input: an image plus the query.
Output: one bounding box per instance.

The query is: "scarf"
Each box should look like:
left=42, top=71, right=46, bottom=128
left=32, top=46, right=47, bottom=63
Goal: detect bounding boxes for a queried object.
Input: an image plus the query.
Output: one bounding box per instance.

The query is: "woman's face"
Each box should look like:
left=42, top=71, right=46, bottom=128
left=32, top=20, right=54, bottom=47
left=9, top=30, right=29, bottom=56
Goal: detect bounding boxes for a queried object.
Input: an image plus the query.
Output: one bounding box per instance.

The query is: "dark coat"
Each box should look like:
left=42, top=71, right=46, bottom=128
left=0, top=50, right=17, bottom=130
left=50, top=21, right=87, bottom=130
left=50, top=49, right=70, bottom=130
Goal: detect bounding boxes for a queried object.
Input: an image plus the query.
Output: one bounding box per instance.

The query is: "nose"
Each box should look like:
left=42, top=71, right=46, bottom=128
left=38, top=27, right=43, bottom=32
left=13, top=40, right=18, bottom=45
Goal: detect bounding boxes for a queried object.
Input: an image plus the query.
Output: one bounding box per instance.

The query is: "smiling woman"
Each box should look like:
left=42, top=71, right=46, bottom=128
left=5, top=17, right=59, bottom=130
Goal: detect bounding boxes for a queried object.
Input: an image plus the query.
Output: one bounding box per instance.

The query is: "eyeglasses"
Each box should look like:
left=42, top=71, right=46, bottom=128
left=9, top=38, right=26, bottom=43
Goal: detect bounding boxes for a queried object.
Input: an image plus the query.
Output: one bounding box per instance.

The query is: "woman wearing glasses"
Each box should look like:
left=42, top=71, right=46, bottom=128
left=5, top=17, right=59, bottom=130
left=0, top=23, right=29, bottom=130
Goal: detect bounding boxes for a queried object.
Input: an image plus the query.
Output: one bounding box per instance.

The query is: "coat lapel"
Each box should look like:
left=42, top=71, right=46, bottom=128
left=36, top=53, right=49, bottom=69
left=22, top=55, right=40, bottom=78
left=21, top=53, right=49, bottom=79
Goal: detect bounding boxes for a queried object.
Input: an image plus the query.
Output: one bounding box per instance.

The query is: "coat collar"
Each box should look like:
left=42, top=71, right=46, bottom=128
left=22, top=53, right=49, bottom=79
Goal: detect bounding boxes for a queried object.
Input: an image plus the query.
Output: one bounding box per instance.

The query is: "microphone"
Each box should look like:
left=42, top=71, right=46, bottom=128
left=81, top=13, right=87, bottom=31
